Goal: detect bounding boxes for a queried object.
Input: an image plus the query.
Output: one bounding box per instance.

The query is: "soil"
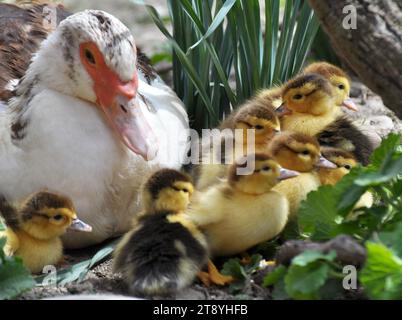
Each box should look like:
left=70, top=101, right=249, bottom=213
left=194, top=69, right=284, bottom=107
left=14, top=0, right=402, bottom=300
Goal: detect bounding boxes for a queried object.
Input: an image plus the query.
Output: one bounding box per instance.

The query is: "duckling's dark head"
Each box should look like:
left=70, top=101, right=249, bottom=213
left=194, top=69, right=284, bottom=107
left=318, top=147, right=357, bottom=185
left=303, top=62, right=357, bottom=111
left=268, top=132, right=336, bottom=172
left=233, top=101, right=280, bottom=145
left=228, top=153, right=298, bottom=194
left=19, top=191, right=91, bottom=240
left=143, top=169, right=194, bottom=213
left=282, top=73, right=334, bottom=115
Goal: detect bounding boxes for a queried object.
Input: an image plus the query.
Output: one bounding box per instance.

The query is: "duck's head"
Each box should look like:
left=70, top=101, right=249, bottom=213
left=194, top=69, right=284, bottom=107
left=318, top=147, right=357, bottom=185
left=228, top=153, right=299, bottom=195
left=19, top=191, right=92, bottom=240
left=142, top=169, right=194, bottom=213
left=233, top=102, right=280, bottom=146
left=26, top=10, right=158, bottom=160
left=268, top=132, right=337, bottom=172
left=281, top=73, right=334, bottom=116
left=303, top=62, right=358, bottom=111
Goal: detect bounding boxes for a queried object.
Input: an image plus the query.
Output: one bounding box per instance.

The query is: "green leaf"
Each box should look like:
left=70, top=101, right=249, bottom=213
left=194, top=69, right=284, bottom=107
left=0, top=257, right=35, bottom=300
left=369, top=133, right=401, bottom=169
left=378, top=222, right=402, bottom=258
left=285, top=262, right=330, bottom=299
left=221, top=258, right=247, bottom=280
left=360, top=242, right=402, bottom=299
left=292, top=250, right=336, bottom=267
left=263, top=265, right=287, bottom=287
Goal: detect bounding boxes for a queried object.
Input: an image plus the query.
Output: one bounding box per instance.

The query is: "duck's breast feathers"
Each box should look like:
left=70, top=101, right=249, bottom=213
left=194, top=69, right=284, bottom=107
left=0, top=3, right=70, bottom=102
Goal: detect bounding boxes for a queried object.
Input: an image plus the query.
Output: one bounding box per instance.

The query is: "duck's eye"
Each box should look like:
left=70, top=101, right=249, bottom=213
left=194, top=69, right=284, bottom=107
left=338, top=84, right=345, bottom=90
left=301, top=150, right=310, bottom=155
left=344, top=164, right=352, bottom=170
left=182, top=188, right=189, bottom=193
left=293, top=94, right=303, bottom=100
left=53, top=214, right=64, bottom=221
left=254, top=125, right=264, bottom=130
left=85, top=49, right=96, bottom=65
left=262, top=166, right=271, bottom=172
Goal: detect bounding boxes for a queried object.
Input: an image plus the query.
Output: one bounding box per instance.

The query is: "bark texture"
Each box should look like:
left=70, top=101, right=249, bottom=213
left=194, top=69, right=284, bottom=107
left=309, top=0, right=402, bottom=119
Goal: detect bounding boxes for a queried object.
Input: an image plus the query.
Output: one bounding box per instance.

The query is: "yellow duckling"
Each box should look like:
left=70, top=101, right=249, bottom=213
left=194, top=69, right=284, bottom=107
left=187, top=153, right=299, bottom=257
left=195, top=100, right=280, bottom=190
left=0, top=191, right=92, bottom=274
left=302, top=62, right=358, bottom=111
left=318, top=147, right=373, bottom=209
left=113, top=169, right=208, bottom=297
left=268, top=132, right=336, bottom=219
left=280, top=72, right=373, bottom=165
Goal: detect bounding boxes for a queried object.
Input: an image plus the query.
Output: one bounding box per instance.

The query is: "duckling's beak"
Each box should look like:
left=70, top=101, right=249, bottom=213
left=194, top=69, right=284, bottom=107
left=275, top=103, right=293, bottom=117
left=315, top=156, right=337, bottom=169
left=278, top=168, right=299, bottom=181
left=342, top=98, right=358, bottom=111
left=68, top=218, right=93, bottom=233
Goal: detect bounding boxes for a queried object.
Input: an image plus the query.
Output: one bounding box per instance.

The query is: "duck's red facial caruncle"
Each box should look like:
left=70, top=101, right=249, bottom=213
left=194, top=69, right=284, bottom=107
left=79, top=41, right=158, bottom=160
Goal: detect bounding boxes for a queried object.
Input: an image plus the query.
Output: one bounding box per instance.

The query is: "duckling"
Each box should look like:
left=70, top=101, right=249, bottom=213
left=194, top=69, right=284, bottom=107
left=302, top=62, right=358, bottom=111
left=187, top=153, right=299, bottom=257
left=0, top=191, right=92, bottom=274
left=195, top=100, right=281, bottom=190
left=268, top=132, right=336, bottom=219
left=280, top=73, right=373, bottom=165
left=113, top=169, right=208, bottom=297
left=317, top=147, right=373, bottom=210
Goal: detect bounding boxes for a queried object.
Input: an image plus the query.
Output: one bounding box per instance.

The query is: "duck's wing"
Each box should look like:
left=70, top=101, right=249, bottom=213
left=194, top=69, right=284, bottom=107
left=0, top=3, right=70, bottom=102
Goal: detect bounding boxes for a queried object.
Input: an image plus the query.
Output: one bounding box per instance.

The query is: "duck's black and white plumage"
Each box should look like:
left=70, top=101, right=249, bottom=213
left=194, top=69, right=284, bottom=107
left=0, top=4, right=189, bottom=248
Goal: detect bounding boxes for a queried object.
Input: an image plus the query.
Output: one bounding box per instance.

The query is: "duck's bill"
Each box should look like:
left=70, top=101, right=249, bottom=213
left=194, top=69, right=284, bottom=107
left=315, top=156, right=337, bottom=169
left=69, top=218, right=92, bottom=233
left=342, top=98, right=358, bottom=111
left=278, top=168, right=300, bottom=180
left=103, top=96, right=159, bottom=161
left=275, top=103, right=293, bottom=117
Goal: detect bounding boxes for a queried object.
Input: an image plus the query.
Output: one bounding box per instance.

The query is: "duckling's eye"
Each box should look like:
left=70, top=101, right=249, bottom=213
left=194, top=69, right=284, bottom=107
left=182, top=188, right=189, bottom=193
left=85, top=49, right=96, bottom=65
left=301, top=150, right=310, bottom=155
left=338, top=84, right=345, bottom=90
left=293, top=94, right=303, bottom=100
left=344, top=164, right=352, bottom=170
left=254, top=125, right=264, bottom=130
left=53, top=214, right=64, bottom=221
left=262, top=166, right=271, bottom=172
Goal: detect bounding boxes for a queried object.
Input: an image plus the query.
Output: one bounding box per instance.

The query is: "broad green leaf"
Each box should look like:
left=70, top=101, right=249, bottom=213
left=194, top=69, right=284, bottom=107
left=360, top=242, right=402, bottom=299
left=221, top=258, right=247, bottom=280
left=369, top=133, right=401, bottom=169
left=263, top=265, right=287, bottom=287
left=379, top=222, right=402, bottom=258
left=0, top=257, right=35, bottom=300
left=292, top=250, right=336, bottom=267
left=285, top=262, right=330, bottom=299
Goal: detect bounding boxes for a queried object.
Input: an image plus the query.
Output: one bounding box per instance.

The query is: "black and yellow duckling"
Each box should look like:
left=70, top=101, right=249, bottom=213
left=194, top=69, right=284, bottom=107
left=113, top=169, right=208, bottom=297
left=187, top=153, right=299, bottom=257
left=318, top=147, right=373, bottom=209
left=280, top=72, right=373, bottom=165
left=268, top=132, right=336, bottom=219
left=0, top=191, right=92, bottom=274
left=195, top=99, right=281, bottom=190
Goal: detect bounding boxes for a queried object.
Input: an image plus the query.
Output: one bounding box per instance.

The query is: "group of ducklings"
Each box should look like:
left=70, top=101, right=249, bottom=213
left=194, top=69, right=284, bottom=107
left=0, top=62, right=374, bottom=297
left=113, top=62, right=375, bottom=297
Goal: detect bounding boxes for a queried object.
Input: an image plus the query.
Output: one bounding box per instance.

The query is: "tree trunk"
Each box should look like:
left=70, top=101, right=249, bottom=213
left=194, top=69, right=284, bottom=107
left=308, top=0, right=402, bottom=119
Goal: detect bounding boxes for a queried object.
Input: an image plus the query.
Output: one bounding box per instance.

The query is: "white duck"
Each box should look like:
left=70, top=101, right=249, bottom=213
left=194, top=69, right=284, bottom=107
left=0, top=8, right=189, bottom=248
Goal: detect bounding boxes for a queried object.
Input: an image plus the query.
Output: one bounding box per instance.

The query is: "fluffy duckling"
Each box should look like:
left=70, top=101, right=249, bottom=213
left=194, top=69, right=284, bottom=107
left=302, top=62, right=358, bottom=111
left=0, top=191, right=92, bottom=274
left=268, top=132, right=336, bottom=219
left=280, top=73, right=373, bottom=165
left=318, top=147, right=373, bottom=210
left=195, top=100, right=280, bottom=191
left=187, top=153, right=299, bottom=257
left=113, top=169, right=208, bottom=297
